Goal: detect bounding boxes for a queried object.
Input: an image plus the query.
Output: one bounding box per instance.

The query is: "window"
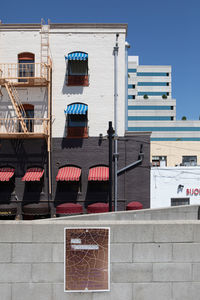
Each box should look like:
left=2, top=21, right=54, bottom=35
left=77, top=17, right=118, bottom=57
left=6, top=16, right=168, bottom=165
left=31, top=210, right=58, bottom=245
left=171, top=198, right=190, bottom=206
left=137, top=72, right=169, bottom=76
left=128, top=69, right=137, bottom=73
left=86, top=166, right=109, bottom=206
left=138, top=92, right=168, bottom=96
left=0, top=167, right=15, bottom=203
left=66, top=52, right=89, bottom=86
left=55, top=165, right=81, bottom=205
left=19, top=104, right=34, bottom=132
left=138, top=82, right=168, bottom=86
left=128, top=106, right=173, bottom=110
left=18, top=52, right=35, bottom=82
left=128, top=116, right=172, bottom=121
left=128, top=84, right=135, bottom=88
left=22, top=167, right=44, bottom=203
left=182, top=156, right=197, bottom=166
left=152, top=156, right=167, bottom=167
left=65, top=103, right=88, bottom=138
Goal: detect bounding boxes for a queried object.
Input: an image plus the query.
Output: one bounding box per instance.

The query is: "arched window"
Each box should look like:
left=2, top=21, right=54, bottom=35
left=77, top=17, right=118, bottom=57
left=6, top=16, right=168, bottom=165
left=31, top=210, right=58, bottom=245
left=65, top=103, right=88, bottom=138
left=18, top=52, right=35, bottom=82
left=0, top=166, right=15, bottom=204
left=86, top=165, right=109, bottom=207
left=22, top=167, right=44, bottom=202
left=55, top=165, right=82, bottom=205
left=18, top=104, right=34, bottom=132
left=66, top=52, right=89, bottom=86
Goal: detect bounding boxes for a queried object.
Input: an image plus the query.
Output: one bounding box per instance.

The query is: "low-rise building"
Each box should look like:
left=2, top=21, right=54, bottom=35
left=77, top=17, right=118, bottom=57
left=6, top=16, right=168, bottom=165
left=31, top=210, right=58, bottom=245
left=151, top=166, right=200, bottom=208
left=0, top=23, right=150, bottom=218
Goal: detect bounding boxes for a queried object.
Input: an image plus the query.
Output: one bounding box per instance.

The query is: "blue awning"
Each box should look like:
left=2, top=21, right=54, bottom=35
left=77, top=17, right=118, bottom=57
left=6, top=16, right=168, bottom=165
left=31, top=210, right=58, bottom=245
left=66, top=52, right=88, bottom=61
left=64, top=104, right=88, bottom=115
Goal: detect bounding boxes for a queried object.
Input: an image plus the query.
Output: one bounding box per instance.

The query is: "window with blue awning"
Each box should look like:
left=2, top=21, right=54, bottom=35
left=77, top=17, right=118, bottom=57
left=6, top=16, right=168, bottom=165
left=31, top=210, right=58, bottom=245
left=65, top=52, right=88, bottom=61
left=64, top=103, right=88, bottom=115
left=65, top=103, right=88, bottom=138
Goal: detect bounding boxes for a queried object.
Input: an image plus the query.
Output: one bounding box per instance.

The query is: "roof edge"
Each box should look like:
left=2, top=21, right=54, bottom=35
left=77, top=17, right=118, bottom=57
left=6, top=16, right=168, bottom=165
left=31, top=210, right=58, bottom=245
left=0, top=23, right=127, bottom=32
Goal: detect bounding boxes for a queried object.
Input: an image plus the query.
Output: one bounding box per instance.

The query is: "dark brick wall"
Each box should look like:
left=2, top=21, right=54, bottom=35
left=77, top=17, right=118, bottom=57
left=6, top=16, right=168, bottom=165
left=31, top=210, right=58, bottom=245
left=52, top=134, right=150, bottom=210
left=0, top=134, right=150, bottom=213
left=0, top=139, right=48, bottom=203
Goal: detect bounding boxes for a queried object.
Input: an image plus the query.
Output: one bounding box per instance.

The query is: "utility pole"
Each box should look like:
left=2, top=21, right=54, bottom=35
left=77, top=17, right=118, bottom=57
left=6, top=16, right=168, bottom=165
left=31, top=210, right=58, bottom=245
left=114, top=34, right=119, bottom=211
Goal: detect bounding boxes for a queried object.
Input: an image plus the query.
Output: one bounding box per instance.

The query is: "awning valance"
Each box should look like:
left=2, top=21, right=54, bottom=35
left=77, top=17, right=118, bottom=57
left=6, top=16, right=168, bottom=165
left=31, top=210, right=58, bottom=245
left=64, top=104, right=88, bottom=115
left=0, top=168, right=15, bottom=182
left=22, top=168, right=44, bottom=182
left=66, top=52, right=88, bottom=61
left=56, top=166, right=81, bottom=182
left=88, top=166, right=109, bottom=181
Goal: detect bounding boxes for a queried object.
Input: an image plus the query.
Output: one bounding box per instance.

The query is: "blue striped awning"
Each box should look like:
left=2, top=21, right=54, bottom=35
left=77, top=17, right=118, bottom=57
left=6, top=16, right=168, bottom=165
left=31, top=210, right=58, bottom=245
left=64, top=104, right=88, bottom=115
left=66, top=52, right=88, bottom=61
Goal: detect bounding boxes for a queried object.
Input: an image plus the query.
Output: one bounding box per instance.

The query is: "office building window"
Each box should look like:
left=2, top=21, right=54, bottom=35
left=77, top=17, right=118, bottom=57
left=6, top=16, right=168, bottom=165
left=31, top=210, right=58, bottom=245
left=128, top=84, right=135, bottom=88
left=138, top=82, right=168, bottom=86
left=138, top=92, right=168, bottom=96
left=171, top=198, right=190, bottom=206
left=128, top=69, right=137, bottom=73
left=182, top=156, right=197, bottom=166
left=152, top=156, right=167, bottom=167
left=137, top=72, right=169, bottom=76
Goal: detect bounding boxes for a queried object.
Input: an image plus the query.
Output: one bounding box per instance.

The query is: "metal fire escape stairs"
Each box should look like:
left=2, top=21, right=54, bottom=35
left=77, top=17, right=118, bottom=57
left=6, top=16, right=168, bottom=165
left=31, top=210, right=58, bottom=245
left=40, top=20, right=51, bottom=153
left=40, top=20, right=50, bottom=78
left=5, top=81, right=28, bottom=133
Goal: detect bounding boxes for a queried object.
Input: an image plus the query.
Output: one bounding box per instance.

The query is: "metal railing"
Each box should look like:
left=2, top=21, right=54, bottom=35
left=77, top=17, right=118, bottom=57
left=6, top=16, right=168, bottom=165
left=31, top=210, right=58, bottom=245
left=0, top=118, right=49, bottom=135
left=0, top=63, right=49, bottom=81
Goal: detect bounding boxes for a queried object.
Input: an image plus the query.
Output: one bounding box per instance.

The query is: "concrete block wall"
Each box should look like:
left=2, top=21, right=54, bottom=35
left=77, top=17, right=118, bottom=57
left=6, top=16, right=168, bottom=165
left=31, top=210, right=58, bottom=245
left=1, top=217, right=200, bottom=300
left=54, top=205, right=200, bottom=221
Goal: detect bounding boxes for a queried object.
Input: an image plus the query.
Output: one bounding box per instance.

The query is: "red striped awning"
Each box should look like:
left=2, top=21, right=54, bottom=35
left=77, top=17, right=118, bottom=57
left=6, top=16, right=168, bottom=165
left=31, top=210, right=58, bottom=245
left=22, top=168, right=44, bottom=182
left=0, top=168, right=15, bottom=182
left=88, top=166, right=109, bottom=181
left=56, top=166, right=81, bottom=182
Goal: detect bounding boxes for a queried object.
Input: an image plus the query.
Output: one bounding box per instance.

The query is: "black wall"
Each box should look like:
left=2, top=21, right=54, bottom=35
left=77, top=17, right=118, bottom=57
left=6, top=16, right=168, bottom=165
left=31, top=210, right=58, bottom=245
left=0, top=134, right=150, bottom=213
left=0, top=139, right=48, bottom=203
left=52, top=134, right=150, bottom=211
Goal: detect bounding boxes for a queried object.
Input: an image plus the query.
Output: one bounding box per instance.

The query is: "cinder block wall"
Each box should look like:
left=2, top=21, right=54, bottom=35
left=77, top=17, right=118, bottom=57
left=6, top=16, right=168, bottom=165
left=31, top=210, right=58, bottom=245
left=1, top=217, right=200, bottom=300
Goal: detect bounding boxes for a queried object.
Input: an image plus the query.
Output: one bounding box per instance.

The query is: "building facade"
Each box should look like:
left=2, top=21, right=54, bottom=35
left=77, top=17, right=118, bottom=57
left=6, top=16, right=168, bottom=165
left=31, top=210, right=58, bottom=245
left=127, top=56, right=200, bottom=166
left=0, top=23, right=150, bottom=218
left=151, top=167, right=200, bottom=208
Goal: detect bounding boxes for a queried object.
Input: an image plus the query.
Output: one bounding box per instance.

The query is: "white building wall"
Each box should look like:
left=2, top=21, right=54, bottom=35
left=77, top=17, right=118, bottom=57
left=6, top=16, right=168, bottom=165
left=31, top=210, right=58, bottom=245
left=50, top=27, right=126, bottom=138
left=151, top=167, right=200, bottom=208
left=0, top=24, right=127, bottom=138
left=0, top=27, right=47, bottom=120
left=0, top=29, right=41, bottom=63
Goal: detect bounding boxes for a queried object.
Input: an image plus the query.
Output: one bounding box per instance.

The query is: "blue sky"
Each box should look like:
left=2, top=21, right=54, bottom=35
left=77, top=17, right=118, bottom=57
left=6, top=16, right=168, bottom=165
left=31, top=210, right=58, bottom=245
left=1, top=0, right=200, bottom=120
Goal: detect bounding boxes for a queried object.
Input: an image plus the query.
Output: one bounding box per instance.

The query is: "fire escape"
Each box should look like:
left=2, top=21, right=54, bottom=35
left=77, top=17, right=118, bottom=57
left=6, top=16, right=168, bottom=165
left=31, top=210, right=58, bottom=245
left=0, top=21, right=52, bottom=149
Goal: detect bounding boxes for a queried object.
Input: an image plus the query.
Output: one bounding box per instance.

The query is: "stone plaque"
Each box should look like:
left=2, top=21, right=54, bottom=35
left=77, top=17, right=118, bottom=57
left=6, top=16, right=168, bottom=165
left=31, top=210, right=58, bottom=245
left=64, top=227, right=110, bottom=292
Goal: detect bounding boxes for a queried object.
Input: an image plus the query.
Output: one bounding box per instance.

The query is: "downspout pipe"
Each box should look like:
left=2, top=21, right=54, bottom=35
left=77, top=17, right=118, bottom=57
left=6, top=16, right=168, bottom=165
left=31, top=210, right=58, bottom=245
left=114, top=34, right=119, bottom=211
left=117, top=144, right=144, bottom=175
